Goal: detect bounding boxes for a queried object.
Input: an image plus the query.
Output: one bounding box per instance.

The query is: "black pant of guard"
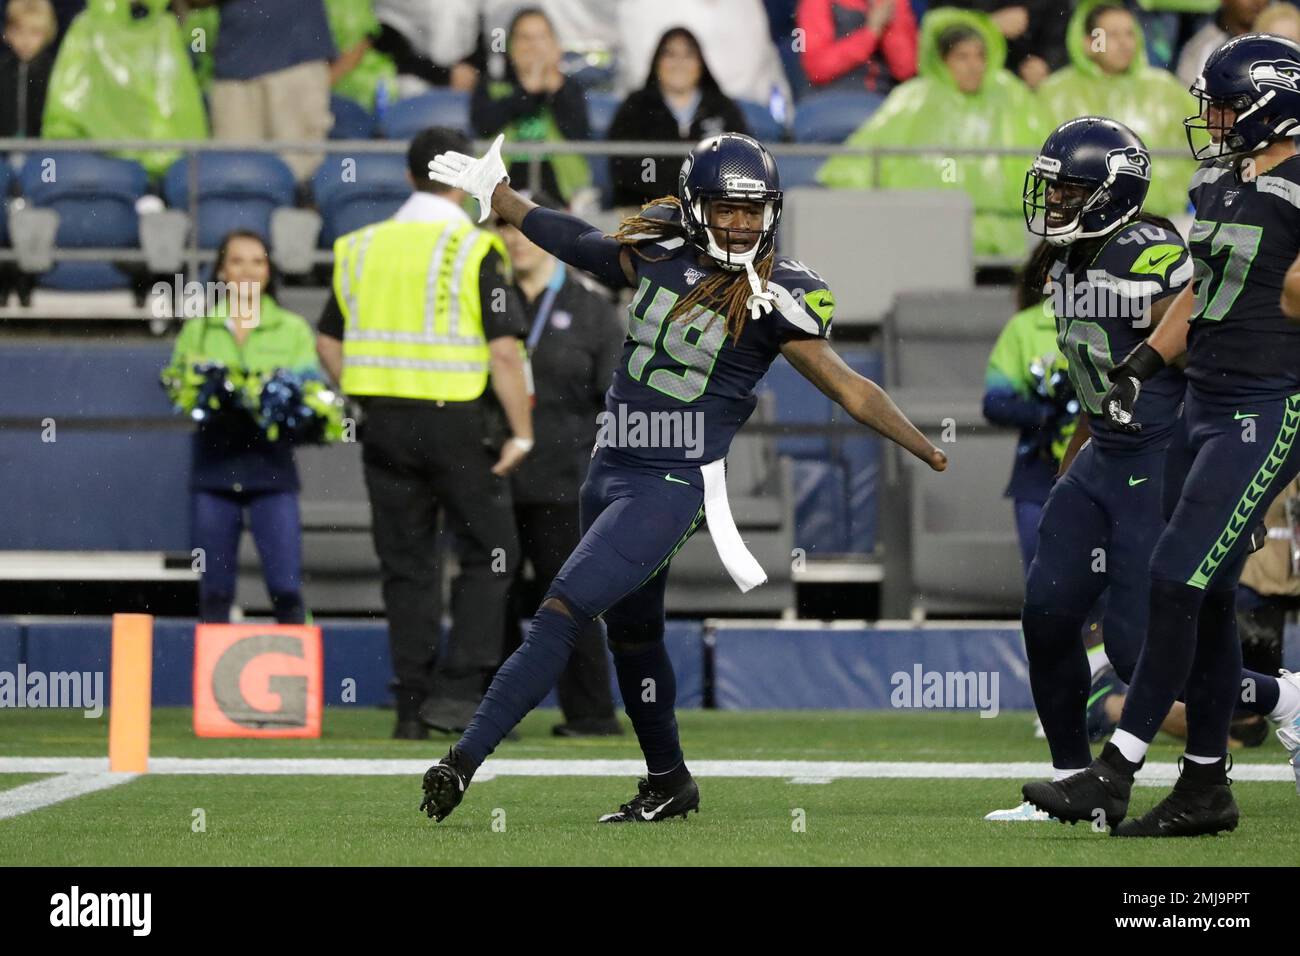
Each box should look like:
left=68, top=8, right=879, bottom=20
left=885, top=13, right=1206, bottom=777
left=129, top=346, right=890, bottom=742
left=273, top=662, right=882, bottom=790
left=361, top=400, right=519, bottom=717
left=502, top=501, right=617, bottom=723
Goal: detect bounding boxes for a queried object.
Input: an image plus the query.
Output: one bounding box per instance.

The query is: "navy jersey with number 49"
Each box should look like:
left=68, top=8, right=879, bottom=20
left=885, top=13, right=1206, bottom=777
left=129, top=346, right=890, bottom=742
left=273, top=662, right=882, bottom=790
left=601, top=231, right=834, bottom=470
left=1047, top=219, right=1192, bottom=451
left=1186, top=156, right=1300, bottom=400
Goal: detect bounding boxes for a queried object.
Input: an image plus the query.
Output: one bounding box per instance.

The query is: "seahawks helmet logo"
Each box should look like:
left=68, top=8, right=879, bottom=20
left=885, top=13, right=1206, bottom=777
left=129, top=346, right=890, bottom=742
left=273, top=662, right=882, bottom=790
left=1250, top=59, right=1300, bottom=92
left=1106, top=146, right=1151, bottom=181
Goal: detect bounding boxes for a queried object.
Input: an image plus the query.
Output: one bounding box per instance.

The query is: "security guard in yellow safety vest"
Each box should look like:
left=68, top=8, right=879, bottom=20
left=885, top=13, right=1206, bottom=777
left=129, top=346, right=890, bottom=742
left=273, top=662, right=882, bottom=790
left=317, top=127, right=533, bottom=740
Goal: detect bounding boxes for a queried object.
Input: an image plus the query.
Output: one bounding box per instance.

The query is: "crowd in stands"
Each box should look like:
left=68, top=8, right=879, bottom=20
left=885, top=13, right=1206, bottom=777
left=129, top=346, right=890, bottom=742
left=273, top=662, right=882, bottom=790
left=6, top=0, right=1300, bottom=274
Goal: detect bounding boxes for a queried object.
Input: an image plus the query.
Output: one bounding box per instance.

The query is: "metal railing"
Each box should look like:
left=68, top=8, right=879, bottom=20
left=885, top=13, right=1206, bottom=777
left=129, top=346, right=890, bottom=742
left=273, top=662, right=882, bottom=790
left=0, top=135, right=1195, bottom=284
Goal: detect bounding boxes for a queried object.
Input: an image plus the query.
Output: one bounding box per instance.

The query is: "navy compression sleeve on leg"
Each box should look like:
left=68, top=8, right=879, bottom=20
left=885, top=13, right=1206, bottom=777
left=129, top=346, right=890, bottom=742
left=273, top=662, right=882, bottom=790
left=520, top=207, right=633, bottom=290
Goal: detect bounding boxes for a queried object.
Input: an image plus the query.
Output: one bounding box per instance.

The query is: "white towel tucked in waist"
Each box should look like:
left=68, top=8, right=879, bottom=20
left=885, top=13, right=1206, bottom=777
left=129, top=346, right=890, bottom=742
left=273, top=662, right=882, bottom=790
left=700, top=458, right=767, bottom=593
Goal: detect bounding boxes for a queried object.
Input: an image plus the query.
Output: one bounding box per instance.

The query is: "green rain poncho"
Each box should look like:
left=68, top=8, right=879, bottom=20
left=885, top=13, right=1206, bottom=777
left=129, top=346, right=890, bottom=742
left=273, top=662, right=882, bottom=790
left=323, top=0, right=397, bottom=110
left=1036, top=0, right=1197, bottom=221
left=42, top=0, right=207, bottom=178
left=818, top=8, right=1048, bottom=259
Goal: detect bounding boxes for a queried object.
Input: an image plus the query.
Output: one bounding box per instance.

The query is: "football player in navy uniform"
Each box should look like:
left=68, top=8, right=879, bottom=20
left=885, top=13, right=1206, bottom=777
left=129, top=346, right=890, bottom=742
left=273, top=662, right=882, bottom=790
left=1025, top=36, right=1300, bottom=836
left=990, top=117, right=1295, bottom=823
left=417, top=132, right=948, bottom=823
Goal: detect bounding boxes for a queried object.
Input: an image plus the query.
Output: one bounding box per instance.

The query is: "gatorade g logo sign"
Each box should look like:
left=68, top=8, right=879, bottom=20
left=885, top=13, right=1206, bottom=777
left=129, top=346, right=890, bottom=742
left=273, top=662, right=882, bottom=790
left=193, top=625, right=322, bottom=738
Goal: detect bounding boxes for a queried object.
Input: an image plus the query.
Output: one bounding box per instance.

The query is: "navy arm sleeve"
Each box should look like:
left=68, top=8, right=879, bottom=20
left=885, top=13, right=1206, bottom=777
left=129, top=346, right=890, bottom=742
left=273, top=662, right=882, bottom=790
left=520, top=207, right=633, bottom=290
left=983, top=386, right=1050, bottom=429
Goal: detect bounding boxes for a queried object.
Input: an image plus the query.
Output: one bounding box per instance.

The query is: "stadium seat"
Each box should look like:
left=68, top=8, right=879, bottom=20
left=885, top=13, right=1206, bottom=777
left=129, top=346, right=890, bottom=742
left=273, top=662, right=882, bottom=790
left=585, top=90, right=620, bottom=140
left=162, top=151, right=297, bottom=249
left=329, top=95, right=377, bottom=140
left=874, top=287, right=1024, bottom=617
left=777, top=154, right=826, bottom=188
left=312, top=152, right=410, bottom=246
left=18, top=151, right=149, bottom=290
left=738, top=99, right=785, bottom=143
left=791, top=460, right=850, bottom=554
left=792, top=90, right=885, bottom=143
left=379, top=89, right=471, bottom=140
left=780, top=188, right=973, bottom=324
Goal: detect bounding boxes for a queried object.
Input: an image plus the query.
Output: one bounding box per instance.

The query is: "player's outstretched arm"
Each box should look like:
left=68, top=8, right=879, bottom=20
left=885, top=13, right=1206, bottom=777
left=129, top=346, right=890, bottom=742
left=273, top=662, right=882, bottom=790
left=780, top=337, right=947, bottom=472
left=427, top=135, right=635, bottom=288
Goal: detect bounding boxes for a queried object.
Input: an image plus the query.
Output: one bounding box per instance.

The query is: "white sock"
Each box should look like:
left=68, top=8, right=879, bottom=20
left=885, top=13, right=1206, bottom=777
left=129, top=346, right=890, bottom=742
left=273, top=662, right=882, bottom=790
left=1183, top=752, right=1221, bottom=765
left=1109, top=729, right=1149, bottom=764
left=1269, top=676, right=1300, bottom=721
left=1053, top=767, right=1088, bottom=782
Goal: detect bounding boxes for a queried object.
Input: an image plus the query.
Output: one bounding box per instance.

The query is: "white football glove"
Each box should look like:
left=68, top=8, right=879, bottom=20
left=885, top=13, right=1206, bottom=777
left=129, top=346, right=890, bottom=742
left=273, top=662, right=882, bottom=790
left=427, top=133, right=510, bottom=223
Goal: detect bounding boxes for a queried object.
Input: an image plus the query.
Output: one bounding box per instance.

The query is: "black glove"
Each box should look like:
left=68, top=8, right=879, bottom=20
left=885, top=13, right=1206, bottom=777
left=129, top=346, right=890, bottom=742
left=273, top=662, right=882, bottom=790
left=1102, top=342, right=1165, bottom=433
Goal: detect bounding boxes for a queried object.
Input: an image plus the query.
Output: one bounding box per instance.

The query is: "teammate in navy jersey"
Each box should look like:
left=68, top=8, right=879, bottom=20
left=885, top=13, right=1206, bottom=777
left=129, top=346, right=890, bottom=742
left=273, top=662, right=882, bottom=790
left=417, top=132, right=947, bottom=823
left=1025, top=37, right=1300, bottom=837
left=991, top=117, right=1294, bottom=824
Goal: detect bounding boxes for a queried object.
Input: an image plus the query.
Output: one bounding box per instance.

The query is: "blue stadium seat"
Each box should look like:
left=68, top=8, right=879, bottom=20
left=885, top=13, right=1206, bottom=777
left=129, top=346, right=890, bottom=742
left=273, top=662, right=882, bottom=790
left=162, top=151, right=297, bottom=249
left=793, top=90, right=885, bottom=143
left=312, top=152, right=410, bottom=246
left=379, top=89, right=471, bottom=140
left=739, top=99, right=785, bottom=143
left=791, top=460, right=850, bottom=554
left=585, top=90, right=620, bottom=140
left=329, top=95, right=376, bottom=140
left=778, top=154, right=826, bottom=188
left=19, top=152, right=149, bottom=290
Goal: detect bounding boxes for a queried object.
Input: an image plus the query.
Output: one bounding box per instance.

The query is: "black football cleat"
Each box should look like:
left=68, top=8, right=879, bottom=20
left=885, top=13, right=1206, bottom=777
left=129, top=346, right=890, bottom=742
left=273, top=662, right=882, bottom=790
left=1113, top=758, right=1239, bottom=838
left=1022, top=752, right=1137, bottom=828
left=598, top=775, right=700, bottom=823
left=419, top=747, right=473, bottom=822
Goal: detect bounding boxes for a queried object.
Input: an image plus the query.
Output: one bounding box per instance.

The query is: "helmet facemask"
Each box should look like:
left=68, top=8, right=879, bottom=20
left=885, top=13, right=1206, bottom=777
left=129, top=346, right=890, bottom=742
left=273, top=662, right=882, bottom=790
left=1023, top=163, right=1135, bottom=247
left=693, top=193, right=778, bottom=271
left=1184, top=83, right=1262, bottom=160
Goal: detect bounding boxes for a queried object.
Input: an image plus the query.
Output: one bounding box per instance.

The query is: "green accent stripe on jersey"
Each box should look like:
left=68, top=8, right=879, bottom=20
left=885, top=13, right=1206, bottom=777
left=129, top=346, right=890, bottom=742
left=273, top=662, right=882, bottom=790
left=1188, top=394, right=1300, bottom=589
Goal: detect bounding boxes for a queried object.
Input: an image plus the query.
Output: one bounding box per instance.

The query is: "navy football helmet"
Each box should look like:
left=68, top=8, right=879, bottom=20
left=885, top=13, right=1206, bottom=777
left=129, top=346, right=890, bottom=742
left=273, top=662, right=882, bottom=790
left=678, top=133, right=783, bottom=271
left=1023, top=116, right=1151, bottom=247
left=1185, top=33, right=1300, bottom=160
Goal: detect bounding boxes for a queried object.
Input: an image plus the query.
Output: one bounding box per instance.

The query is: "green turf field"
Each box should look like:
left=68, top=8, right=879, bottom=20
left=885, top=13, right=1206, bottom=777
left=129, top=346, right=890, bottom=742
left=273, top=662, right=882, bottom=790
left=1, top=708, right=1295, bottom=866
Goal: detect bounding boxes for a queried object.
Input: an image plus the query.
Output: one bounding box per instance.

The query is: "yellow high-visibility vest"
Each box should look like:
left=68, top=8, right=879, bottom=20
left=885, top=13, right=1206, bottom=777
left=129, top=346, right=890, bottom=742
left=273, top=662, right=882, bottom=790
left=333, top=217, right=507, bottom=402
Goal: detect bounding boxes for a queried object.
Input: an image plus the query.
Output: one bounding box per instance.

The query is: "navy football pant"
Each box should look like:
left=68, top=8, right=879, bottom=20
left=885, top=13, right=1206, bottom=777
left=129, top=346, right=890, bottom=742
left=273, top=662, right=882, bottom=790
left=458, top=450, right=705, bottom=768
left=1023, top=441, right=1167, bottom=770
left=1118, top=391, right=1300, bottom=755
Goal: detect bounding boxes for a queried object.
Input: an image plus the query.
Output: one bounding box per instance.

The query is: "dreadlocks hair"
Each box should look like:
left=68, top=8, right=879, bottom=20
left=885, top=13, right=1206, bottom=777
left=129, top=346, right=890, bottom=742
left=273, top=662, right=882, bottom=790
left=609, top=195, right=774, bottom=343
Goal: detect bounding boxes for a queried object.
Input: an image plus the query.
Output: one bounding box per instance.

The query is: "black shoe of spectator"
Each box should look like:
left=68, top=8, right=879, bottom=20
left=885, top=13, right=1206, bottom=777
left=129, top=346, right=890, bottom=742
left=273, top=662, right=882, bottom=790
left=393, top=719, right=428, bottom=741
left=419, top=697, right=478, bottom=734
left=552, top=718, right=624, bottom=737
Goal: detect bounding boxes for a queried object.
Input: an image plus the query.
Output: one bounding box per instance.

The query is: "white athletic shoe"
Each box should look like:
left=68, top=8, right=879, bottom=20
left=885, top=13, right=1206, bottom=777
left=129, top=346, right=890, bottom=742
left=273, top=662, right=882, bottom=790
left=984, top=801, right=1053, bottom=822
left=1274, top=670, right=1300, bottom=795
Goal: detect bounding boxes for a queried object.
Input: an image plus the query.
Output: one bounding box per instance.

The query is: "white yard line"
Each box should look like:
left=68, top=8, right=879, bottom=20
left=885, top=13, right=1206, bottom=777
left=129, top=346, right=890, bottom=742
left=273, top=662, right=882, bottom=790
left=0, top=772, right=138, bottom=821
left=0, top=757, right=1293, bottom=785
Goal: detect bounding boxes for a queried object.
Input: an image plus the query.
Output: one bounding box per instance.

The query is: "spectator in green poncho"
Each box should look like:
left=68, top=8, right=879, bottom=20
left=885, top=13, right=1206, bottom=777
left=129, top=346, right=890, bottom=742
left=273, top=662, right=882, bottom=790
left=42, top=0, right=208, bottom=178
left=1036, top=1, right=1197, bottom=221
left=470, top=6, right=590, bottom=205
left=818, top=7, right=1048, bottom=259
left=323, top=0, right=396, bottom=111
